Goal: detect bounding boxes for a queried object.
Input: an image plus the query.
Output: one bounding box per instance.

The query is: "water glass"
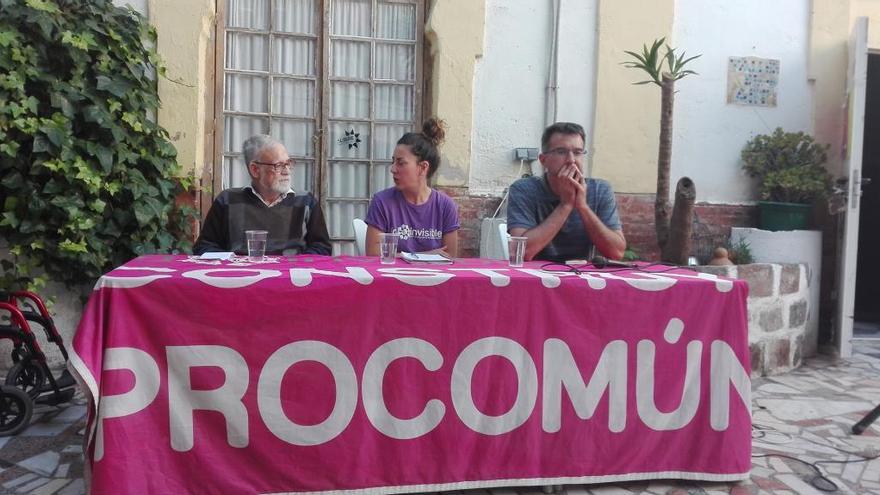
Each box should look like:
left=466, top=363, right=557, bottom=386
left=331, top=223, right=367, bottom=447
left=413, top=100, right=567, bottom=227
left=379, top=233, right=400, bottom=264
left=508, top=236, right=528, bottom=267
left=245, top=230, right=268, bottom=262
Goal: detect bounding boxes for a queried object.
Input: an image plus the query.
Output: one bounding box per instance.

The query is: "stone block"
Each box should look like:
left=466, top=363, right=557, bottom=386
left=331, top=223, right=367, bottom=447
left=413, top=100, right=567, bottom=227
left=792, top=335, right=804, bottom=368
left=780, top=264, right=800, bottom=294
left=789, top=299, right=808, bottom=328
left=766, top=339, right=791, bottom=370
left=759, top=307, right=784, bottom=333
left=738, top=264, right=773, bottom=297
left=750, top=343, right=764, bottom=376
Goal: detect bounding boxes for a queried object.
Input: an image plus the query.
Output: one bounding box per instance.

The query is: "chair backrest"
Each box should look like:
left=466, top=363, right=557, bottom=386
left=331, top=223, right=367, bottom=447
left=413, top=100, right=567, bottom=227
left=498, top=222, right=509, bottom=254
left=353, top=218, right=368, bottom=256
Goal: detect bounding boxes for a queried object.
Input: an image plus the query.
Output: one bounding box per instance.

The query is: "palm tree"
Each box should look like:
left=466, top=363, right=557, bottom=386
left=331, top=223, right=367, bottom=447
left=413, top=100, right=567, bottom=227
left=623, top=39, right=700, bottom=264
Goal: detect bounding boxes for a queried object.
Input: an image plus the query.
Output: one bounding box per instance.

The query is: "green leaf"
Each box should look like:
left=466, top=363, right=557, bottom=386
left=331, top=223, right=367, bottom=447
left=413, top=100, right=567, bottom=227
left=1, top=171, right=23, bottom=188
left=0, top=30, right=16, bottom=47
left=32, top=135, right=50, bottom=153
left=96, top=75, right=133, bottom=97
left=59, top=239, right=88, bottom=254
left=0, top=211, right=19, bottom=228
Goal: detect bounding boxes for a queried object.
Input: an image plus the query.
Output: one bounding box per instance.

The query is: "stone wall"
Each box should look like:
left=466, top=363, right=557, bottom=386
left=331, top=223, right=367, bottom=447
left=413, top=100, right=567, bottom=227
left=697, top=263, right=812, bottom=376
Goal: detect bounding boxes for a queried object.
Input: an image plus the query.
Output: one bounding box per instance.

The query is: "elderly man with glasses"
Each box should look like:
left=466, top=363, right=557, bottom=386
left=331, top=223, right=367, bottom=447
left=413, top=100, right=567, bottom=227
left=506, top=122, right=626, bottom=262
left=194, top=134, right=331, bottom=256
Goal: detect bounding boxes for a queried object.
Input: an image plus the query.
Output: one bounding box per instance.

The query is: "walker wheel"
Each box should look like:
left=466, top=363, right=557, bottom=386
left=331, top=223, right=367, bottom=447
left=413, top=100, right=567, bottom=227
left=0, top=386, right=33, bottom=436
left=5, top=361, right=46, bottom=398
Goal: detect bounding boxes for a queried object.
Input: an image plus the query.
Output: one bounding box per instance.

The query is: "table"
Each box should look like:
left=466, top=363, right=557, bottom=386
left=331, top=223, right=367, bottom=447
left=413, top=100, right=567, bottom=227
left=70, top=255, right=751, bottom=494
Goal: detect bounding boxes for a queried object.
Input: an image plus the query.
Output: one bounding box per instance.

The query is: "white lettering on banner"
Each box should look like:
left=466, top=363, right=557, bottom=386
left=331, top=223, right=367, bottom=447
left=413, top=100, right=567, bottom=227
left=94, top=336, right=750, bottom=455
left=378, top=267, right=454, bottom=287
left=289, top=267, right=373, bottom=287
left=95, top=347, right=160, bottom=461
left=101, top=265, right=739, bottom=295
left=451, top=337, right=538, bottom=435
left=636, top=316, right=703, bottom=430
left=448, top=268, right=511, bottom=287
left=257, top=341, right=358, bottom=445
left=167, top=346, right=250, bottom=451
left=542, top=339, right=627, bottom=433
left=596, top=272, right=677, bottom=292
left=575, top=272, right=607, bottom=289
left=182, top=268, right=282, bottom=288
left=513, top=269, right=568, bottom=288
left=97, top=266, right=175, bottom=289
left=362, top=338, right=446, bottom=439
left=710, top=340, right=752, bottom=429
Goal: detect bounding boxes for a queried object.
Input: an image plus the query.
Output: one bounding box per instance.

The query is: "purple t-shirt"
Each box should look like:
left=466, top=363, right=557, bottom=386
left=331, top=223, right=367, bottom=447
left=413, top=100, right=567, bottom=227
left=365, top=187, right=460, bottom=253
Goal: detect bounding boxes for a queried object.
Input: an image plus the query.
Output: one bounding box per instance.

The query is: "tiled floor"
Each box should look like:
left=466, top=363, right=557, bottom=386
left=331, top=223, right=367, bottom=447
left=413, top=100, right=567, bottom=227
left=2, top=343, right=879, bottom=495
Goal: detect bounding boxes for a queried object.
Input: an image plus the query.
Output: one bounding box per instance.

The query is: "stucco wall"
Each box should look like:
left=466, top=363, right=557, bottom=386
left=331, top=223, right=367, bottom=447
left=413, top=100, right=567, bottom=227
left=469, top=0, right=598, bottom=196
left=150, top=0, right=215, bottom=179
left=426, top=0, right=485, bottom=188
left=671, top=0, right=814, bottom=203
left=591, top=0, right=673, bottom=194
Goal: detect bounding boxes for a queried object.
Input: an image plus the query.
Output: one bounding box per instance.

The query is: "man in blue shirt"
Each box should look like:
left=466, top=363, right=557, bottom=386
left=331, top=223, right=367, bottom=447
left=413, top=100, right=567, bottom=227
left=507, top=122, right=626, bottom=262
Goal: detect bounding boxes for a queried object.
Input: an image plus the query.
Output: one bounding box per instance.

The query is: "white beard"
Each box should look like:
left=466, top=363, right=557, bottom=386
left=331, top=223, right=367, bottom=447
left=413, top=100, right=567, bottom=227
left=271, top=177, right=291, bottom=195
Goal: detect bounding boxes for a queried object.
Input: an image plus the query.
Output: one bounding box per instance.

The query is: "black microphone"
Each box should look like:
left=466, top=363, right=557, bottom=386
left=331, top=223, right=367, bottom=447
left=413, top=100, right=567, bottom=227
left=591, top=255, right=635, bottom=268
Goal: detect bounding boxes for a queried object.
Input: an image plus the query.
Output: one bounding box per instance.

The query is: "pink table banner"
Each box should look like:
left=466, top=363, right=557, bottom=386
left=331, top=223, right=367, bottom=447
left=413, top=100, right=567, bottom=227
left=70, top=255, right=751, bottom=494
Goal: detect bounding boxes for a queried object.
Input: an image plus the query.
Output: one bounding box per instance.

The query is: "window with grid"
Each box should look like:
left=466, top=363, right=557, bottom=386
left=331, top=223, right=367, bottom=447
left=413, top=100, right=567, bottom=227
left=220, top=0, right=423, bottom=255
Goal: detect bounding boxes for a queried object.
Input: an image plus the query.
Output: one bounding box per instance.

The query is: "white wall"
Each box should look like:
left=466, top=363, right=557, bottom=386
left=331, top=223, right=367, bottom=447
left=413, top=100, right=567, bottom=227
left=469, top=0, right=598, bottom=196
left=672, top=0, right=813, bottom=203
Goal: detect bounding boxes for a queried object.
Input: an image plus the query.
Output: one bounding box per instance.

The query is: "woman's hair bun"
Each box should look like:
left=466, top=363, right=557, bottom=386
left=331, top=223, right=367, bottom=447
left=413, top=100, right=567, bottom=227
left=421, top=117, right=446, bottom=147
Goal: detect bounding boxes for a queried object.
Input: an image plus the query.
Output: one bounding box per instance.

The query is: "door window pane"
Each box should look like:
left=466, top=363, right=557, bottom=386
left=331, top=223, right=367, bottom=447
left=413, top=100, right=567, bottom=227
left=274, top=36, right=316, bottom=75
left=227, top=0, right=269, bottom=29
left=377, top=2, right=415, bottom=40
left=226, top=32, right=270, bottom=71
left=331, top=40, right=371, bottom=78
left=375, top=43, right=413, bottom=81
left=330, top=121, right=370, bottom=159
left=374, top=84, right=412, bottom=120
left=224, top=74, right=269, bottom=113
left=331, top=0, right=371, bottom=37
left=329, top=161, right=370, bottom=198
left=272, top=78, right=315, bottom=117
left=274, top=0, right=315, bottom=34
left=271, top=119, right=315, bottom=157
left=331, top=81, right=370, bottom=119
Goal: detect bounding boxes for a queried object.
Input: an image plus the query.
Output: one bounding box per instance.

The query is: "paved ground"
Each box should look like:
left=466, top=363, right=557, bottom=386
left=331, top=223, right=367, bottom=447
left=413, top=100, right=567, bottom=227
left=1, top=342, right=879, bottom=495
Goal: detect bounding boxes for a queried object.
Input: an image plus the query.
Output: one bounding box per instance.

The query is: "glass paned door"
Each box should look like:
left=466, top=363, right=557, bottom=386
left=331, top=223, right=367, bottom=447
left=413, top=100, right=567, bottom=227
left=325, top=0, right=420, bottom=254
left=223, top=0, right=319, bottom=195
left=221, top=0, right=422, bottom=255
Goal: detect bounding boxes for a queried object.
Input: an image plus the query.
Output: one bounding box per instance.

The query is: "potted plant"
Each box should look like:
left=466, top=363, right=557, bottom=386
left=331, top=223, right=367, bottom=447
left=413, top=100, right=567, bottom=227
left=741, top=128, right=833, bottom=231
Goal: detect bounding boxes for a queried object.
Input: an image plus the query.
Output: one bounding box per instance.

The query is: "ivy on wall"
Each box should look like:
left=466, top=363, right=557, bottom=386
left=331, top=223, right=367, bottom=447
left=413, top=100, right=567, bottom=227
left=0, top=0, right=196, bottom=289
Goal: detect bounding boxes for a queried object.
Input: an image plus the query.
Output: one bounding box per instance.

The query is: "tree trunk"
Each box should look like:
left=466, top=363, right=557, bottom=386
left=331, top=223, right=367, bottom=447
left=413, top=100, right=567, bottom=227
left=662, top=177, right=696, bottom=264
left=655, top=75, right=675, bottom=252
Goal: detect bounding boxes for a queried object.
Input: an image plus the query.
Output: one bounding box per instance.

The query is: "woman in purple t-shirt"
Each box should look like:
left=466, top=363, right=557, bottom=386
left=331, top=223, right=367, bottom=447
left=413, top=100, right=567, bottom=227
left=365, top=118, right=460, bottom=256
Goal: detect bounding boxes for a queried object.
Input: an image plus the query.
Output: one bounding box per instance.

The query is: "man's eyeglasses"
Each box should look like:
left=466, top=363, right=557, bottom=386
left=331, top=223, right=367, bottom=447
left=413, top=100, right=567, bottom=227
left=544, top=148, right=587, bottom=157
left=252, top=159, right=293, bottom=172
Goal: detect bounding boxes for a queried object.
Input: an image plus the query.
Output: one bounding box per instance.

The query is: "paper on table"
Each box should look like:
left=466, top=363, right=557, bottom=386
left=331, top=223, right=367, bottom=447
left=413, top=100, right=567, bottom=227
left=199, top=252, right=235, bottom=260
left=400, top=252, right=453, bottom=263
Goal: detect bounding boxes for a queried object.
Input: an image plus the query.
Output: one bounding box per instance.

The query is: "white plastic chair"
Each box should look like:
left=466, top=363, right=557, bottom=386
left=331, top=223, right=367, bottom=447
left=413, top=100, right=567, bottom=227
left=352, top=218, right=367, bottom=256
left=498, top=222, right=509, bottom=257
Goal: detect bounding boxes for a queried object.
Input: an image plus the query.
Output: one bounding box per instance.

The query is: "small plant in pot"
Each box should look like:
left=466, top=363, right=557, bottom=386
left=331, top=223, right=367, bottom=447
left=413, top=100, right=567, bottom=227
left=741, top=128, right=833, bottom=231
